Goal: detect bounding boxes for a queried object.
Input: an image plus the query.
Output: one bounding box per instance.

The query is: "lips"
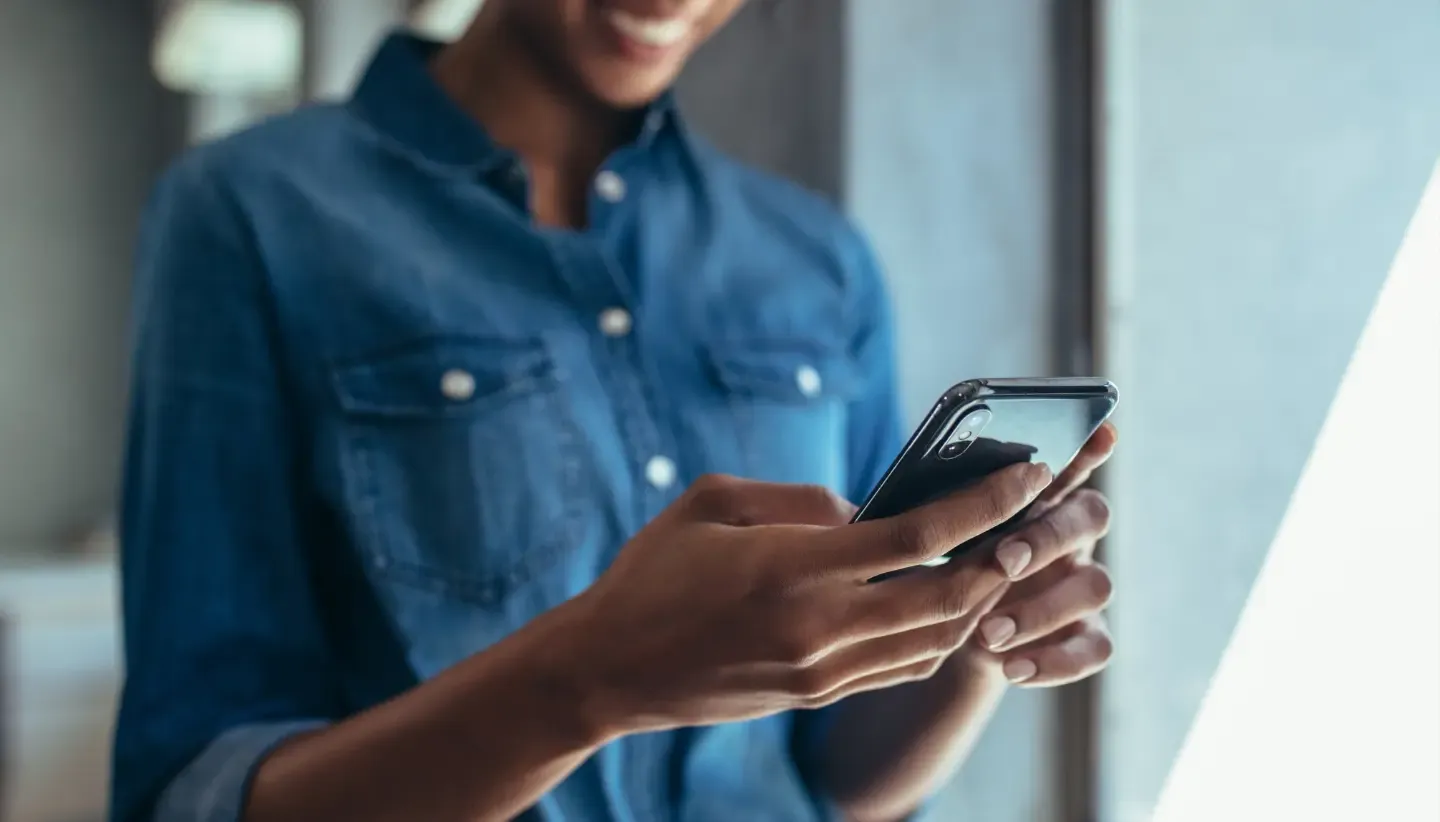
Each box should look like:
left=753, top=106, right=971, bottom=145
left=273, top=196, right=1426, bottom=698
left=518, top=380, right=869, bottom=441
left=603, top=8, right=693, bottom=49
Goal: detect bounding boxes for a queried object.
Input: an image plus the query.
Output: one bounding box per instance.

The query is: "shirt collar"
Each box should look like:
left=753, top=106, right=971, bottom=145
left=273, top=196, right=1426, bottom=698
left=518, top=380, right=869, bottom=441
left=348, top=31, right=685, bottom=175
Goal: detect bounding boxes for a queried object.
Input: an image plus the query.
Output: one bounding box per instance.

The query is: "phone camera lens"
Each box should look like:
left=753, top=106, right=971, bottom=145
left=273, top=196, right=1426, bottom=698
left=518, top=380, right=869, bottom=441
left=939, top=441, right=967, bottom=460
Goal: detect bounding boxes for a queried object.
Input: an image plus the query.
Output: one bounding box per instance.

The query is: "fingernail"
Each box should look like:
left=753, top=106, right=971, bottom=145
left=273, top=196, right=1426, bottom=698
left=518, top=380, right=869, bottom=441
left=995, top=541, right=1032, bottom=578
left=1004, top=658, right=1038, bottom=683
left=981, top=616, right=1017, bottom=649
left=1030, top=463, right=1054, bottom=488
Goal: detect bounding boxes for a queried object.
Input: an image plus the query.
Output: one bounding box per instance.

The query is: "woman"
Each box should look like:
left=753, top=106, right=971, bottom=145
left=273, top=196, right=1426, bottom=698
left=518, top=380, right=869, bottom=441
left=111, top=2, right=1117, bottom=821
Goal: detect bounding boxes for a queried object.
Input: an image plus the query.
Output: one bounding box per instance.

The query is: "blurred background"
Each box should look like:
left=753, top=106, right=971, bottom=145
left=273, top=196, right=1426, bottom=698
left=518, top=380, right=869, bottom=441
left=0, top=1, right=1436, bottom=821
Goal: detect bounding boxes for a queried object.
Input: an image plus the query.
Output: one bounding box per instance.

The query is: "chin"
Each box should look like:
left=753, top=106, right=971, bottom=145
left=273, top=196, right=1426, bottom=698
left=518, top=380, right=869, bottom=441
left=578, top=60, right=683, bottom=109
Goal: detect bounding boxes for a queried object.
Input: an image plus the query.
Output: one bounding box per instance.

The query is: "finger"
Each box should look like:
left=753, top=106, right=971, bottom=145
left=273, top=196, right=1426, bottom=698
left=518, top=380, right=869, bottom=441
left=800, top=658, right=940, bottom=709
left=991, top=489, right=1110, bottom=581
left=793, top=584, right=1010, bottom=705
left=814, top=462, right=1053, bottom=579
left=814, top=580, right=1009, bottom=670
left=1036, top=422, right=1117, bottom=507
left=977, top=563, right=1113, bottom=653
left=997, top=617, right=1114, bottom=687
left=683, top=474, right=857, bottom=527
left=831, top=560, right=1011, bottom=646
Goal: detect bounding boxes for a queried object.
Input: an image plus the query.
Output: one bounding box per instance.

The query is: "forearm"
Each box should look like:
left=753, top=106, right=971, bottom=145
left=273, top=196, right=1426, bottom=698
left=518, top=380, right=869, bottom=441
left=816, top=655, right=1009, bottom=822
left=244, top=606, right=612, bottom=822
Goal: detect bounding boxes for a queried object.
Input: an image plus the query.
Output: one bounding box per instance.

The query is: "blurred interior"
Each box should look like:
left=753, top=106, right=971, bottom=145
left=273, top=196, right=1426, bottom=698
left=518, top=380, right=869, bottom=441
left=1, top=1, right=1436, bottom=821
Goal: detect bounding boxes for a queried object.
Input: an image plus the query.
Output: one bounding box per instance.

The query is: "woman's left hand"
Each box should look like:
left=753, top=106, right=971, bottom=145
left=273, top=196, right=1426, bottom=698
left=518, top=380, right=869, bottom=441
left=961, top=423, right=1118, bottom=686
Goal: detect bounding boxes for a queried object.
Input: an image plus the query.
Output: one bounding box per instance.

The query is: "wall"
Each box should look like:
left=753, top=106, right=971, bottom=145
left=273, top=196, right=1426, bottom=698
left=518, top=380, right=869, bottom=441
left=847, top=2, right=1057, bottom=819
left=1100, top=1, right=1440, bottom=819
left=0, top=0, right=178, bottom=551
left=678, top=0, right=845, bottom=200
left=0, top=3, right=177, bottom=819
left=305, top=0, right=406, bottom=100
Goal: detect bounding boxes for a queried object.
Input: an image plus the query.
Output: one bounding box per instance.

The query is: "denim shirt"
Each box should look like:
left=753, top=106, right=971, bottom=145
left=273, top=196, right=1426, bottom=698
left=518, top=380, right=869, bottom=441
left=111, top=32, right=903, bottom=822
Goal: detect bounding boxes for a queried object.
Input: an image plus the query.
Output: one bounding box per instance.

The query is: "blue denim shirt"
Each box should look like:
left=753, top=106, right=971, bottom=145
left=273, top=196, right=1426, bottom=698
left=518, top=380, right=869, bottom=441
left=111, top=32, right=903, bottom=822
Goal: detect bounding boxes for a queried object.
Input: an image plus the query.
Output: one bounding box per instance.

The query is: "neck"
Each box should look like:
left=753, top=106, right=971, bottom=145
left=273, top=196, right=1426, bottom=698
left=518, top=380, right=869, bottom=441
left=431, top=9, right=638, bottom=177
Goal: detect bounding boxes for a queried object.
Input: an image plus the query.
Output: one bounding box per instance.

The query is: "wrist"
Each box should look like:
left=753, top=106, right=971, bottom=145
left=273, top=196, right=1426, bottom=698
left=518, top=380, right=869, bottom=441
left=510, top=593, right=635, bottom=747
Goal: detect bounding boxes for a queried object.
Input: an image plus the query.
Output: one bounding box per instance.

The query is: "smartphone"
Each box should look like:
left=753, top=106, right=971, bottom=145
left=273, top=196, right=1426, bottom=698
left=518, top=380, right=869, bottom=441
left=853, top=378, right=1118, bottom=563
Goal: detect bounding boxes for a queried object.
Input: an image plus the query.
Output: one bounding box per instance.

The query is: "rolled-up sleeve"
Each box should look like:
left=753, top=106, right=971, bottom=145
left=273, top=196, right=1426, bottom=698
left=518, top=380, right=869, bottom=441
left=110, top=155, right=339, bottom=822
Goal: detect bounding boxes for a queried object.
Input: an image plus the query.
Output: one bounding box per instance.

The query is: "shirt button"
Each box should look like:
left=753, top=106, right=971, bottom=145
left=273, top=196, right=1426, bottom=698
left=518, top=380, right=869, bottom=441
left=598, top=307, right=633, bottom=337
left=440, top=368, right=476, bottom=402
left=795, top=364, right=823, bottom=398
left=645, top=455, right=677, bottom=490
left=594, top=170, right=627, bottom=203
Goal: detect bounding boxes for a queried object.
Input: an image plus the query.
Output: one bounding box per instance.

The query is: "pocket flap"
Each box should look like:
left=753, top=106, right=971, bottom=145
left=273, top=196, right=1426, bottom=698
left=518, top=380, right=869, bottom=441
left=330, top=336, right=555, bottom=419
left=706, top=338, right=859, bottom=403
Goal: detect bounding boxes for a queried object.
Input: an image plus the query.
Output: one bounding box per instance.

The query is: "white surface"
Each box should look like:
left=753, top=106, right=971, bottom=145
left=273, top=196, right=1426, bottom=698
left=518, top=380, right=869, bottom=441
left=1154, top=161, right=1440, bottom=822
left=1, top=556, right=121, bottom=822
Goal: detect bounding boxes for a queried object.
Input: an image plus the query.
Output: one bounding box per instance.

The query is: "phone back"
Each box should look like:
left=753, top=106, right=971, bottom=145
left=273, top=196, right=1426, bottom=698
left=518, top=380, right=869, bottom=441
left=854, top=379, right=1117, bottom=555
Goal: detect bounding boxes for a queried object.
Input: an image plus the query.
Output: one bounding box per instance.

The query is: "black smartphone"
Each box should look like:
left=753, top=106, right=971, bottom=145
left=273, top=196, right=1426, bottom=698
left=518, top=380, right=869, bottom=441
left=853, top=378, right=1118, bottom=563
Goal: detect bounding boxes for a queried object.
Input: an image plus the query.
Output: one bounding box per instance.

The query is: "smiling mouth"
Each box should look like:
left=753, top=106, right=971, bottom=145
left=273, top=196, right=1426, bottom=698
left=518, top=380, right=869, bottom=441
left=604, top=8, right=693, bottom=49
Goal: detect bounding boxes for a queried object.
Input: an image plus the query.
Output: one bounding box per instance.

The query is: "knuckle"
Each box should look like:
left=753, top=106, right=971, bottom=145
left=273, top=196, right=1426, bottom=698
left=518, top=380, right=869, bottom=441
left=920, top=656, right=947, bottom=680
left=788, top=667, right=835, bottom=699
left=1081, top=490, right=1113, bottom=536
left=800, top=483, right=847, bottom=513
left=937, top=620, right=970, bottom=652
left=774, top=619, right=827, bottom=666
left=934, top=576, right=971, bottom=620
left=982, top=472, right=1028, bottom=523
left=890, top=516, right=943, bottom=563
left=686, top=475, right=737, bottom=515
left=1092, top=631, right=1116, bottom=664
left=950, top=613, right=979, bottom=649
left=1069, top=489, right=1110, bottom=532
left=1027, top=510, right=1064, bottom=551
left=1085, top=564, right=1115, bottom=607
left=691, top=473, right=736, bottom=494
left=800, top=688, right=843, bottom=710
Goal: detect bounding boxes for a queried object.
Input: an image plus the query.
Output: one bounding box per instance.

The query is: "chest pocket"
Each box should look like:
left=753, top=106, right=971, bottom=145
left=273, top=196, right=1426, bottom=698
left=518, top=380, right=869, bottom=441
left=330, top=335, right=585, bottom=606
left=707, top=339, right=859, bottom=490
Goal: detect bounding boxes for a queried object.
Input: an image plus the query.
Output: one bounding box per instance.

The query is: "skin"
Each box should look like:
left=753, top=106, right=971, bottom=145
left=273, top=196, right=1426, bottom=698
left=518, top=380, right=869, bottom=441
left=241, top=2, right=1119, bottom=820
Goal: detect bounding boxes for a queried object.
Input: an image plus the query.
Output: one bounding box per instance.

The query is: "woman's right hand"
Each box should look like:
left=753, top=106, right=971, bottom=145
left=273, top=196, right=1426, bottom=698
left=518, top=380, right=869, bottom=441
left=553, top=463, right=1054, bottom=738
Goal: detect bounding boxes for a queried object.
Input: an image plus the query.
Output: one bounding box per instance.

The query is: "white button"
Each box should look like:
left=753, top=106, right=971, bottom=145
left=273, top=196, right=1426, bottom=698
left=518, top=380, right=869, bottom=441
left=594, top=170, right=627, bottom=203
left=598, top=307, right=633, bottom=337
left=440, top=368, right=476, bottom=402
left=795, top=364, right=823, bottom=398
left=645, top=455, right=677, bottom=490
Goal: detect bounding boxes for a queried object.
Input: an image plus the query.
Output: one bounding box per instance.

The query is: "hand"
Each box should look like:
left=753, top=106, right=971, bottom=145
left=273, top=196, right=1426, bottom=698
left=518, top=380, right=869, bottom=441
left=555, top=463, right=1055, bottom=737
left=967, top=423, right=1118, bottom=686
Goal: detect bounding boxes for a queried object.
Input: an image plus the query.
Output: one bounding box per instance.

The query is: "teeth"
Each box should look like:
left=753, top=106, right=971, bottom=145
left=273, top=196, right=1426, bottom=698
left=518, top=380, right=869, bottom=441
left=607, top=10, right=691, bottom=47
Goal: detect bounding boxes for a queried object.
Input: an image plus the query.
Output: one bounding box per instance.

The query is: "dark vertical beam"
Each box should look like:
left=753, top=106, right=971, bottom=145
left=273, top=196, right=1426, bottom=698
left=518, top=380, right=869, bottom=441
left=1051, top=0, right=1102, bottom=380
left=1050, top=1, right=1104, bottom=820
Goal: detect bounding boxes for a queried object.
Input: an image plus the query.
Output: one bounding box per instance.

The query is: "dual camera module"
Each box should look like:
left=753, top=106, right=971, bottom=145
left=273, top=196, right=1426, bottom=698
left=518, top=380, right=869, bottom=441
left=937, top=406, right=993, bottom=460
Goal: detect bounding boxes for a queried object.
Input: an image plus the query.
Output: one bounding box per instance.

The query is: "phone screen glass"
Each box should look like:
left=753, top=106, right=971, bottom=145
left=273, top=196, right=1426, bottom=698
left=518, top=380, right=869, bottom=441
left=854, top=389, right=1115, bottom=560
